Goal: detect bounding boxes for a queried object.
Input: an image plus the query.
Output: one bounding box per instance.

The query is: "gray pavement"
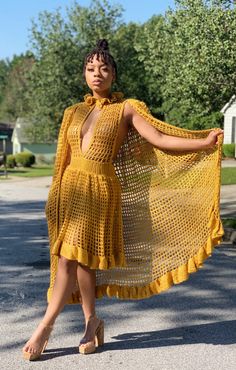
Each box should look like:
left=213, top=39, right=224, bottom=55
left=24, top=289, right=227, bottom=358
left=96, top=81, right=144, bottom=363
left=0, top=174, right=235, bottom=370
left=221, top=158, right=236, bottom=167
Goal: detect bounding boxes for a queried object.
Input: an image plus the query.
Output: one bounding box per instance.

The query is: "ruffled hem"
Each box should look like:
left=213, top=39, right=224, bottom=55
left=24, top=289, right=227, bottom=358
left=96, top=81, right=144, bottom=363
left=52, top=240, right=127, bottom=270
left=95, top=207, right=224, bottom=300
left=47, top=206, right=224, bottom=304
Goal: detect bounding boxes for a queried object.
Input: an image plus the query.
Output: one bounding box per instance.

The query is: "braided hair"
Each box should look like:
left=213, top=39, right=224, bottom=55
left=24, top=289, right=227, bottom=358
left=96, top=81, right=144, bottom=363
left=83, top=39, right=117, bottom=80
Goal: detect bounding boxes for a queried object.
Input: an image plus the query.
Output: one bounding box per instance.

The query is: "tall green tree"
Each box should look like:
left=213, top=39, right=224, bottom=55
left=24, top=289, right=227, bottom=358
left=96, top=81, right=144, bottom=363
left=0, top=60, right=9, bottom=108
left=68, top=0, right=124, bottom=48
left=134, top=15, right=166, bottom=118
left=0, top=53, right=34, bottom=122
left=111, top=22, right=149, bottom=101
left=2, top=0, right=235, bottom=138
left=162, top=0, right=236, bottom=128
left=25, top=0, right=127, bottom=141
left=25, top=9, right=82, bottom=142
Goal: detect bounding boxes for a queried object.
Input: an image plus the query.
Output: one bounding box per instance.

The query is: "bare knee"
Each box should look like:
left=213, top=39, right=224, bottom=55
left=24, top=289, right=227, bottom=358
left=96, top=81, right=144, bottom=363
left=78, top=262, right=95, bottom=274
left=59, top=255, right=78, bottom=273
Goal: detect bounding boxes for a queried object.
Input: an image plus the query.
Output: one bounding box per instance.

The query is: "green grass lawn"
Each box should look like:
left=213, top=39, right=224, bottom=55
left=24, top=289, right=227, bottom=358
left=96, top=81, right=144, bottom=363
left=1, top=165, right=236, bottom=184
left=0, top=165, right=54, bottom=178
left=221, top=167, right=236, bottom=185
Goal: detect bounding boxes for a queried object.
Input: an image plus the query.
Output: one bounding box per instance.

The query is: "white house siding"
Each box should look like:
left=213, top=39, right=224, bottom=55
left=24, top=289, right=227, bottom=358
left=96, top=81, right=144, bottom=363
left=223, top=100, right=236, bottom=115
left=223, top=114, right=235, bottom=144
left=13, top=137, right=22, bottom=154
left=221, top=96, right=236, bottom=146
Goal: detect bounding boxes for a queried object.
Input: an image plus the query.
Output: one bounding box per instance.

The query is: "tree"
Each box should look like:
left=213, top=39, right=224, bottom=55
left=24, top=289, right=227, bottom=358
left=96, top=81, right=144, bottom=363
left=111, top=22, right=150, bottom=102
left=0, top=60, right=9, bottom=107
left=2, top=0, right=235, bottom=136
left=0, top=53, right=34, bottom=122
left=162, top=0, right=236, bottom=128
left=25, top=0, right=127, bottom=141
left=134, top=15, right=166, bottom=118
left=68, top=0, right=124, bottom=48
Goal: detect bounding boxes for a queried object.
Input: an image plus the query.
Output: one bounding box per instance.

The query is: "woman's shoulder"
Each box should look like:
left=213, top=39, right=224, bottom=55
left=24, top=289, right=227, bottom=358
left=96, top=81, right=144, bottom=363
left=64, top=101, right=84, bottom=113
left=123, top=97, right=150, bottom=115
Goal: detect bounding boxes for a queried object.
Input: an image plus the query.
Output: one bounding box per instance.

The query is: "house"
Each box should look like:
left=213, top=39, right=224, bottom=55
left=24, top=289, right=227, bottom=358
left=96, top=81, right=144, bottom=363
left=11, top=117, right=57, bottom=164
left=221, top=95, right=236, bottom=144
left=0, top=122, right=14, bottom=154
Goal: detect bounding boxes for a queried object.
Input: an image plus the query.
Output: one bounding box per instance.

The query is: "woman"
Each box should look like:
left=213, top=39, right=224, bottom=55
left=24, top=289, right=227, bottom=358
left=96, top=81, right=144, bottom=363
left=22, top=39, right=224, bottom=360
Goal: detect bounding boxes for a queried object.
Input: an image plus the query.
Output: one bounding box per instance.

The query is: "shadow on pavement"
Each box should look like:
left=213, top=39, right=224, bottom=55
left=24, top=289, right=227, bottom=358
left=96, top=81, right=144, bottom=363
left=220, top=200, right=236, bottom=218
left=1, top=198, right=236, bottom=355
left=2, top=320, right=235, bottom=358
left=109, top=320, right=236, bottom=348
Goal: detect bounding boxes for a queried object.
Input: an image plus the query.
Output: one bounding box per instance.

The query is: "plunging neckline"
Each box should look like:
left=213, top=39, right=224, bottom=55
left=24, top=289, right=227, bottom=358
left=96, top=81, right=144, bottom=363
left=78, top=105, right=103, bottom=156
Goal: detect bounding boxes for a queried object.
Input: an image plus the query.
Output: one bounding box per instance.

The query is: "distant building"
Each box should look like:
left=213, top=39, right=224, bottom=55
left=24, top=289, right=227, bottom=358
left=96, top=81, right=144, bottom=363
left=11, top=117, right=56, bottom=163
left=221, top=95, right=236, bottom=144
left=0, top=122, right=14, bottom=154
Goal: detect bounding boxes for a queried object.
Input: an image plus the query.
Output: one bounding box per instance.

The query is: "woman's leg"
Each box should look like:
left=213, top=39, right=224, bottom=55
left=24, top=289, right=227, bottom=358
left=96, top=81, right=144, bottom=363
left=23, top=256, right=78, bottom=353
left=76, top=263, right=100, bottom=343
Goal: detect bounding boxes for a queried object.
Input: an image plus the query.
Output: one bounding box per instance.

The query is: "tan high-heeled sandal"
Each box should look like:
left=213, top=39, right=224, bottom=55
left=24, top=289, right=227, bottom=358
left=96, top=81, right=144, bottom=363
left=78, top=315, right=104, bottom=354
left=22, top=321, right=54, bottom=361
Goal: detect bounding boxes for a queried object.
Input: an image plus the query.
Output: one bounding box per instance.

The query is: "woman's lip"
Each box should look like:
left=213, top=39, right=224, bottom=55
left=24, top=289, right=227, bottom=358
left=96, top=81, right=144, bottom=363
left=92, top=80, right=102, bottom=84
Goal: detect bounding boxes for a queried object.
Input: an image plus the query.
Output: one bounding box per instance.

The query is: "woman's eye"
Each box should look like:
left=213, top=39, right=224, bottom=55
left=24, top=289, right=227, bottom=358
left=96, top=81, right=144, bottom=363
left=87, top=68, right=94, bottom=71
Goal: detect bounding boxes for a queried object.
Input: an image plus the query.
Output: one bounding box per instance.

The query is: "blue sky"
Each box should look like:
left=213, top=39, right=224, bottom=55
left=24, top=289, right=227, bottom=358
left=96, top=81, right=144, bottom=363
left=0, top=0, right=175, bottom=60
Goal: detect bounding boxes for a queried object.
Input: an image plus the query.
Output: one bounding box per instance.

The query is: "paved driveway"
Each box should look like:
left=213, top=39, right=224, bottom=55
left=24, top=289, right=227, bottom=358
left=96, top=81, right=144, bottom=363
left=0, top=176, right=235, bottom=370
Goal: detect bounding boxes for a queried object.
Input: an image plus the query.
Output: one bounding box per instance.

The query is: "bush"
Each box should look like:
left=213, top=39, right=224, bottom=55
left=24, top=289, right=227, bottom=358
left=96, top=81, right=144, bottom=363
left=36, top=154, right=55, bottom=165
left=6, top=154, right=16, bottom=168
left=223, top=144, right=235, bottom=158
left=37, top=154, right=47, bottom=164
left=15, top=152, right=35, bottom=167
left=187, top=111, right=224, bottom=130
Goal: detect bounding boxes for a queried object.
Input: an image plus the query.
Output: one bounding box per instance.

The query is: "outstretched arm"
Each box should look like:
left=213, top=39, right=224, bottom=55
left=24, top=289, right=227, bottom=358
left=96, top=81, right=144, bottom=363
left=124, top=102, right=224, bottom=151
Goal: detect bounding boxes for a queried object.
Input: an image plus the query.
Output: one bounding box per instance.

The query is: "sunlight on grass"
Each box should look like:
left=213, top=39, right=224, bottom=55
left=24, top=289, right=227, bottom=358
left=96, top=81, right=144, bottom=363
left=0, top=165, right=54, bottom=178
left=221, top=167, right=236, bottom=185
left=0, top=165, right=236, bottom=184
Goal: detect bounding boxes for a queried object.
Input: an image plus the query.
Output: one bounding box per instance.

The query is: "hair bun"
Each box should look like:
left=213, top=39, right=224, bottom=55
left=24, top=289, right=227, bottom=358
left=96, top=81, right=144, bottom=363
left=96, top=39, right=109, bottom=51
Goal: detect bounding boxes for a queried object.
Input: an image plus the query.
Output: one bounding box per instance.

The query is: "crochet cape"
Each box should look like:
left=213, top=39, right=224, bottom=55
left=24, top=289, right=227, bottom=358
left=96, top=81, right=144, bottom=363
left=46, top=96, right=224, bottom=304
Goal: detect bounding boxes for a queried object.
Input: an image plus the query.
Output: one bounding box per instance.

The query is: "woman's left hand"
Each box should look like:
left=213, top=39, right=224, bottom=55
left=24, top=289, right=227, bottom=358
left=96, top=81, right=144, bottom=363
left=205, top=129, right=224, bottom=148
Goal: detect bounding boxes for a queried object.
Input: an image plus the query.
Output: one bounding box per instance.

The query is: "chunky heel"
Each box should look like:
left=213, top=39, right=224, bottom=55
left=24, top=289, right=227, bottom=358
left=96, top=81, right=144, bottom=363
left=94, top=319, right=104, bottom=347
left=22, top=322, right=54, bottom=361
left=78, top=316, right=104, bottom=354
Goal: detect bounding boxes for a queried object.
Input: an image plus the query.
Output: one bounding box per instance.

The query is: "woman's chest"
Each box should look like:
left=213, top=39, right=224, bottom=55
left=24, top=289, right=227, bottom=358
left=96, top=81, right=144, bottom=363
left=67, top=102, right=127, bottom=160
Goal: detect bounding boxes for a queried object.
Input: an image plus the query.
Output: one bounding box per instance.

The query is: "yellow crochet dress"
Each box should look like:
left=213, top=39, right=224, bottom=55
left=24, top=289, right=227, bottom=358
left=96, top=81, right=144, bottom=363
left=45, top=91, right=224, bottom=304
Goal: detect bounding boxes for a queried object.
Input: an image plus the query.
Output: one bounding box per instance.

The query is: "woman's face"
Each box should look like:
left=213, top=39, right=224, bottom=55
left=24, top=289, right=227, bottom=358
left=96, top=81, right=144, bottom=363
left=84, top=55, right=115, bottom=94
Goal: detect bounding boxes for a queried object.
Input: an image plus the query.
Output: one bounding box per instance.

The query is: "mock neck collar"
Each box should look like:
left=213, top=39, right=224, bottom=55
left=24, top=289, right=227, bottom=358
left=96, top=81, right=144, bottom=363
left=83, top=91, right=124, bottom=109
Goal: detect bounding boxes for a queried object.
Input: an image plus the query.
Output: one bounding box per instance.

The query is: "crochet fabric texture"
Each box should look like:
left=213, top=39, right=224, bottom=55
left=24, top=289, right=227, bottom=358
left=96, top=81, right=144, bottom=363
left=45, top=92, right=224, bottom=304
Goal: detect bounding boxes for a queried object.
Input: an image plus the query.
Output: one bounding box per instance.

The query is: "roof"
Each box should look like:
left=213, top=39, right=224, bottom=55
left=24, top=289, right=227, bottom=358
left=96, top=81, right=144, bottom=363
left=221, top=95, right=236, bottom=114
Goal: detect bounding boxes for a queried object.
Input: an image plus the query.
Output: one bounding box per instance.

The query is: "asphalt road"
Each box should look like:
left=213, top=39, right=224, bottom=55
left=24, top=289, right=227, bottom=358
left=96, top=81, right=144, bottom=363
left=0, top=175, right=235, bottom=370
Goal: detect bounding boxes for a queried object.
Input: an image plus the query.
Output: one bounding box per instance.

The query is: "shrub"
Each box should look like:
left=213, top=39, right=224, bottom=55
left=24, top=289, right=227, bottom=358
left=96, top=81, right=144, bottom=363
left=15, top=152, right=35, bottom=167
left=37, top=154, right=47, bottom=164
left=36, top=154, right=54, bottom=165
left=6, top=154, right=16, bottom=168
left=223, top=144, right=235, bottom=158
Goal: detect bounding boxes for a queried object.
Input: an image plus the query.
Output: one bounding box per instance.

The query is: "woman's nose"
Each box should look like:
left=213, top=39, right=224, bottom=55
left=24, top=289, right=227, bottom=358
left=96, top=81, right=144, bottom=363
left=94, top=69, right=101, bottom=77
